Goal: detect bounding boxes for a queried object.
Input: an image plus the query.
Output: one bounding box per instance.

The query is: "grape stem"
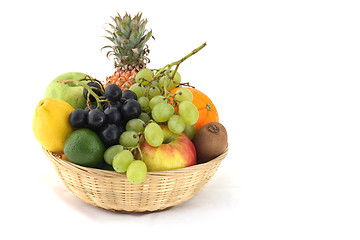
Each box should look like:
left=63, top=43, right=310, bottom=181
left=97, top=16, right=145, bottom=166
left=163, top=42, right=207, bottom=98
left=169, top=42, right=207, bottom=70
left=180, top=82, right=196, bottom=88
left=136, top=145, right=143, bottom=160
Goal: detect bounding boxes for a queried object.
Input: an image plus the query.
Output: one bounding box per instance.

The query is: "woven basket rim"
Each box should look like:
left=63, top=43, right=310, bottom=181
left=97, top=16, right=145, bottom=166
left=44, top=145, right=229, bottom=177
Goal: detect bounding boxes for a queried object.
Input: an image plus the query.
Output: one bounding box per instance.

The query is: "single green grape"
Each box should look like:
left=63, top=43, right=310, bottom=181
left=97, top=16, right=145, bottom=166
left=149, top=95, right=167, bottom=109
left=152, top=103, right=174, bottom=122
left=144, top=122, right=164, bottom=147
left=138, top=96, right=150, bottom=111
left=135, top=68, right=153, bottom=86
left=126, top=160, right=147, bottom=184
left=139, top=112, right=151, bottom=123
left=112, top=150, right=134, bottom=173
left=148, top=86, right=161, bottom=99
left=126, top=118, right=145, bottom=133
left=168, top=115, right=186, bottom=134
left=174, top=88, right=193, bottom=102
left=119, top=131, right=139, bottom=147
left=104, top=145, right=124, bottom=165
left=178, top=101, right=199, bottom=125
left=129, top=83, right=145, bottom=98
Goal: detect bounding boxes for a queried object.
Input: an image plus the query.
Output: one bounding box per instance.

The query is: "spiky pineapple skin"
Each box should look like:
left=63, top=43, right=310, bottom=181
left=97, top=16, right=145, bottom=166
left=105, top=69, right=137, bottom=90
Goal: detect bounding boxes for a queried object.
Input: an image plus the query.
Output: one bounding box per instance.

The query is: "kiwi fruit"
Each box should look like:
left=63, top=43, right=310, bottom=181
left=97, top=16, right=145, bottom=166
left=192, top=122, right=228, bottom=164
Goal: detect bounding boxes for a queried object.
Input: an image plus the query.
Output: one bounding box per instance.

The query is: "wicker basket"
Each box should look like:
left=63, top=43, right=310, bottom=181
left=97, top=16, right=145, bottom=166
left=44, top=146, right=228, bottom=212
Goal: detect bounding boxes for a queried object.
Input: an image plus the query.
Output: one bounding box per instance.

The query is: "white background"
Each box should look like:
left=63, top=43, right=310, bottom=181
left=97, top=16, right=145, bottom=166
left=1, top=0, right=360, bottom=239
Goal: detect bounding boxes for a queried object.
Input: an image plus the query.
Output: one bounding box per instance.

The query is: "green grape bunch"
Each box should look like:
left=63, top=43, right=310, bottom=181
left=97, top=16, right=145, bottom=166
left=105, top=42, right=206, bottom=185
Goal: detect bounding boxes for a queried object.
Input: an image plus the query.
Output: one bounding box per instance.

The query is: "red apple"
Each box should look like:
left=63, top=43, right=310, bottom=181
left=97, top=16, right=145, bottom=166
left=138, top=125, right=197, bottom=171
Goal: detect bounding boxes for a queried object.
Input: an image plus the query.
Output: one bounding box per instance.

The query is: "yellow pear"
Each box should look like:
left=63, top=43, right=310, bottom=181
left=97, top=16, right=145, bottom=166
left=33, top=98, right=75, bottom=153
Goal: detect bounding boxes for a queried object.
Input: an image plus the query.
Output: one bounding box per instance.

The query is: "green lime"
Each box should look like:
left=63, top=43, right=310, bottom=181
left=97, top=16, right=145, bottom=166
left=64, top=128, right=105, bottom=167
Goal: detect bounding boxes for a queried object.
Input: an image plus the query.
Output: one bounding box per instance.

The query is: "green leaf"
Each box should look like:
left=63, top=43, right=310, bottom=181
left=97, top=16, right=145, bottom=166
left=138, top=20, right=147, bottom=34
left=121, top=39, right=133, bottom=50
left=115, top=30, right=124, bottom=39
left=115, top=16, right=122, bottom=28
left=120, top=21, right=131, bottom=38
left=108, top=23, right=117, bottom=32
left=129, top=26, right=140, bottom=45
left=123, top=13, right=131, bottom=25
left=104, top=29, right=113, bottom=36
left=137, top=30, right=152, bottom=50
left=101, top=45, right=113, bottom=51
left=106, top=51, right=115, bottom=59
left=105, top=36, right=115, bottom=43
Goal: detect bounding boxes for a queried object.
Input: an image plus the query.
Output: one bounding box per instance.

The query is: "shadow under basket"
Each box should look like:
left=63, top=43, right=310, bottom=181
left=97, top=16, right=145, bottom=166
left=44, top=146, right=228, bottom=213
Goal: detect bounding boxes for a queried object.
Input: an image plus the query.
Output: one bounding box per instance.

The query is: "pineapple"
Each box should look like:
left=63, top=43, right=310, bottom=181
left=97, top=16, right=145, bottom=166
left=103, top=12, right=152, bottom=90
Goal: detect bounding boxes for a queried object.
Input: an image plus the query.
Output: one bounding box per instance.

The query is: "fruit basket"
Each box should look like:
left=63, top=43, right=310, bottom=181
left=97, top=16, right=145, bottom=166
left=33, top=13, right=230, bottom=213
left=44, top=146, right=228, bottom=212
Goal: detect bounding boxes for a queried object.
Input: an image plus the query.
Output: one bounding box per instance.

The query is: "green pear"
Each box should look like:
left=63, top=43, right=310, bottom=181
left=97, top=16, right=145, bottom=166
left=44, top=72, right=90, bottom=109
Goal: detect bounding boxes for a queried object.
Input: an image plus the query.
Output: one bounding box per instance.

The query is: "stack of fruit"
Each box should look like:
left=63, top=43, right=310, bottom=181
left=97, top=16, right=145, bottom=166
left=33, top=12, right=228, bottom=185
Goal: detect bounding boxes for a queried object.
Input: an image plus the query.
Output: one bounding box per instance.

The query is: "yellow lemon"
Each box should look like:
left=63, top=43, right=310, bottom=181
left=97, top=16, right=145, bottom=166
left=33, top=98, right=75, bottom=153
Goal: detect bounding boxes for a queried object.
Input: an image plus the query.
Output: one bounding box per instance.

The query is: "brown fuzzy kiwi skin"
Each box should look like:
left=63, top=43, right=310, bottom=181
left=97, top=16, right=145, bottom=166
left=192, top=122, right=228, bottom=164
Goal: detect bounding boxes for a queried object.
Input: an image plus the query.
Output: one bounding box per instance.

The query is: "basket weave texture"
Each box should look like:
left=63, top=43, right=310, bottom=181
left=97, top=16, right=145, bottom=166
left=44, top=147, right=228, bottom=212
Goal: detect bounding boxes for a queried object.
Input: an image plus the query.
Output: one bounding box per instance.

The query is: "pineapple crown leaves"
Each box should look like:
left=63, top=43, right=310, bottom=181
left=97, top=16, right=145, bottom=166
left=102, top=12, right=153, bottom=68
